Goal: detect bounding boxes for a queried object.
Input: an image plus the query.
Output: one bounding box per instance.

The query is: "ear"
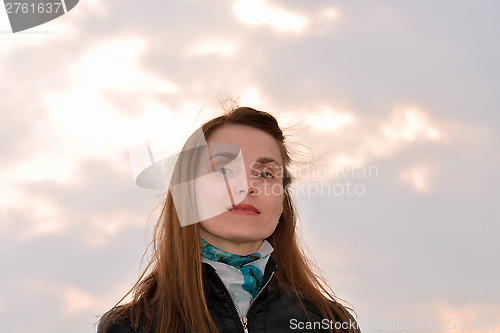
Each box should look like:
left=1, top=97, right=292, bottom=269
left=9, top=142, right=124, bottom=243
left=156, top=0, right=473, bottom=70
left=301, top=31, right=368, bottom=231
left=280, top=192, right=286, bottom=215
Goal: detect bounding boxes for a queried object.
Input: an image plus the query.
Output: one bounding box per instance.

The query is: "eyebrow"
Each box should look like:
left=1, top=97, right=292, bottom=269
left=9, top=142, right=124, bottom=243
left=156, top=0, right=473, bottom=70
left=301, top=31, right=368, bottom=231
left=209, top=152, right=238, bottom=160
left=255, top=157, right=281, bottom=167
left=208, top=153, right=281, bottom=167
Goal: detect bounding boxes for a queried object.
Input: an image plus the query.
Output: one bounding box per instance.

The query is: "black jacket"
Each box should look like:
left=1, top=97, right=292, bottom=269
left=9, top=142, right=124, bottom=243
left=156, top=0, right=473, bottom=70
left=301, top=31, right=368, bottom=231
left=98, top=259, right=359, bottom=332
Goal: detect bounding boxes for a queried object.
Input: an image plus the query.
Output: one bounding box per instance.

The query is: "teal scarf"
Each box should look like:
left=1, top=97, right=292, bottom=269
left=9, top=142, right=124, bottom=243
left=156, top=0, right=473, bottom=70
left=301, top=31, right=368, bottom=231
left=201, top=238, right=270, bottom=298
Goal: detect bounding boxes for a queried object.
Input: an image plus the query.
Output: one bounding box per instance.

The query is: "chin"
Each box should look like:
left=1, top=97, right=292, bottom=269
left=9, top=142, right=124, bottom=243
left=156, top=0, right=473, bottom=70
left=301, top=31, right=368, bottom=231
left=199, top=217, right=278, bottom=245
left=220, top=230, right=270, bottom=243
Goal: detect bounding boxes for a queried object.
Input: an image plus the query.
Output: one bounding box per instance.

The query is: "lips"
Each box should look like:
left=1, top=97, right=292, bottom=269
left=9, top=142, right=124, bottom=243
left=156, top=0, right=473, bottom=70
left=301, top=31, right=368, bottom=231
left=229, top=204, right=260, bottom=214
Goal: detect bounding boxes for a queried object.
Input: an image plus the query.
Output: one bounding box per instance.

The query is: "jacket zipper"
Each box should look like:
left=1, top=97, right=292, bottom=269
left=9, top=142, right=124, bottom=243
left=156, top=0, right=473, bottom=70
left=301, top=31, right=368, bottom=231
left=213, top=270, right=275, bottom=333
left=241, top=316, right=248, bottom=333
left=246, top=271, right=275, bottom=314
left=213, top=270, right=245, bottom=332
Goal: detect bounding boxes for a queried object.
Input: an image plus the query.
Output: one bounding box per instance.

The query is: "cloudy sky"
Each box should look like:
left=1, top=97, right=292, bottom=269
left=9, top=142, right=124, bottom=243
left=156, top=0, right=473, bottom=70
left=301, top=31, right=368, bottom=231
left=1, top=1, right=499, bottom=332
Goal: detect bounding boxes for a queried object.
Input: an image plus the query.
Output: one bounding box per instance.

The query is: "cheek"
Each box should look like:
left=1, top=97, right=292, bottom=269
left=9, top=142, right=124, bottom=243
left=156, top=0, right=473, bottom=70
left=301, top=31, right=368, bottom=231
left=262, top=186, right=284, bottom=216
left=199, top=219, right=219, bottom=232
left=251, top=178, right=284, bottom=196
left=195, top=173, right=247, bottom=206
left=194, top=176, right=234, bottom=221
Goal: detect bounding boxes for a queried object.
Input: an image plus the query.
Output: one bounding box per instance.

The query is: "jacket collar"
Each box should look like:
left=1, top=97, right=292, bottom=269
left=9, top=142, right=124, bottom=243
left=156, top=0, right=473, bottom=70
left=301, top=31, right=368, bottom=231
left=202, top=256, right=278, bottom=286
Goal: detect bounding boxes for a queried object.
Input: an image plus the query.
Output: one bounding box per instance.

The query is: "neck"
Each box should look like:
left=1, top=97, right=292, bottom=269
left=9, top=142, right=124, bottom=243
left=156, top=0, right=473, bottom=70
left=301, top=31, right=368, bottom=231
left=200, top=232, right=263, bottom=255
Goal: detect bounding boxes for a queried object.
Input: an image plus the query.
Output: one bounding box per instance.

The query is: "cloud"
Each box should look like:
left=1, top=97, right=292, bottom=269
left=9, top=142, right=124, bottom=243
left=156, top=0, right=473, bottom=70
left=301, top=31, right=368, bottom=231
left=232, top=0, right=309, bottom=33
left=382, top=106, right=441, bottom=142
left=400, top=164, right=434, bottom=193
left=357, top=106, right=447, bottom=160
left=46, top=35, right=180, bottom=131
left=304, top=107, right=356, bottom=133
left=0, top=275, right=137, bottom=332
left=61, top=286, right=97, bottom=315
left=0, top=42, right=73, bottom=170
left=280, top=104, right=474, bottom=195
left=320, top=7, right=339, bottom=20
left=7, top=157, right=152, bottom=246
left=435, top=301, right=500, bottom=333
left=189, top=38, right=238, bottom=57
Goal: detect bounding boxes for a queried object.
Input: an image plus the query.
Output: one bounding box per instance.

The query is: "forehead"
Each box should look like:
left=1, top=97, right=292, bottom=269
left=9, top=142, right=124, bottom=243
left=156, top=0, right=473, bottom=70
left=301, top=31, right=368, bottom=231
left=207, top=124, right=283, bottom=165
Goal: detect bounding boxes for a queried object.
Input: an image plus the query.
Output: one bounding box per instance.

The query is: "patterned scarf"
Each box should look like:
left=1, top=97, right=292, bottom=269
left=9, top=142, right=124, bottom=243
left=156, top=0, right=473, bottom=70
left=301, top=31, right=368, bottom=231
left=201, top=238, right=273, bottom=315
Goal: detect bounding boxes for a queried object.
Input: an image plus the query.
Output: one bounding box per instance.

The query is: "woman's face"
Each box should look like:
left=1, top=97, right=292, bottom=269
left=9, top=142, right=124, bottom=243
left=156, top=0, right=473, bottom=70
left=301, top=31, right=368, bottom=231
left=194, top=124, right=284, bottom=255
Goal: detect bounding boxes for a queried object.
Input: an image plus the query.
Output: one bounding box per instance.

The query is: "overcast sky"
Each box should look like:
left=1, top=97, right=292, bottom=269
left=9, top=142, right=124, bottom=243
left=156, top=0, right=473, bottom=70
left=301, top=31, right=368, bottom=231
left=1, top=1, right=499, bottom=333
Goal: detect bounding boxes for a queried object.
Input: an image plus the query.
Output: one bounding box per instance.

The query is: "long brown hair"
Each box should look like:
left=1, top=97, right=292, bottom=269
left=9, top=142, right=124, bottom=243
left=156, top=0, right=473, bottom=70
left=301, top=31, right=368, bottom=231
left=100, top=107, right=358, bottom=332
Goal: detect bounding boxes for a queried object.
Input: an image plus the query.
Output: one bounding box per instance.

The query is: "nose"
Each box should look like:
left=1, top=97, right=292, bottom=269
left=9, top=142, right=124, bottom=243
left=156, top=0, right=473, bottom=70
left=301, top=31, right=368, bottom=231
left=232, top=167, right=257, bottom=196
left=237, top=174, right=256, bottom=195
left=238, top=186, right=255, bottom=195
left=246, top=175, right=257, bottom=195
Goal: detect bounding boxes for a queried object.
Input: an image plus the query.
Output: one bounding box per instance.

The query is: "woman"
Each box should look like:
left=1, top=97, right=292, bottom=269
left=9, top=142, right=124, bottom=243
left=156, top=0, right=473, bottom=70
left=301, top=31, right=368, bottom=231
left=98, top=107, right=360, bottom=332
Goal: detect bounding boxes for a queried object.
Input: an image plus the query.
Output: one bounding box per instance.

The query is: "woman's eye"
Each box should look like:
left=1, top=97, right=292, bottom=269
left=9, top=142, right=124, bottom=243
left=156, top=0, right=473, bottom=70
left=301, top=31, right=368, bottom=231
left=215, top=167, right=232, bottom=175
left=258, top=171, right=274, bottom=179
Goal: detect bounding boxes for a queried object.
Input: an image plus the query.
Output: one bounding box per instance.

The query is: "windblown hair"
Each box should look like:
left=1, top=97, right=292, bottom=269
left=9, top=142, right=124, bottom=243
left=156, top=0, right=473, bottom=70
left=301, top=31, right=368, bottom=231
left=99, top=107, right=358, bottom=333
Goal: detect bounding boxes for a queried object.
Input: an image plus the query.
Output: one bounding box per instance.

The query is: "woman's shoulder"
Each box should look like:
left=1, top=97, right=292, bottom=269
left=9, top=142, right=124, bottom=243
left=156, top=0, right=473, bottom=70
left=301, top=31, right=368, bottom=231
left=97, top=308, right=151, bottom=333
left=97, top=311, right=131, bottom=333
left=273, top=281, right=360, bottom=331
